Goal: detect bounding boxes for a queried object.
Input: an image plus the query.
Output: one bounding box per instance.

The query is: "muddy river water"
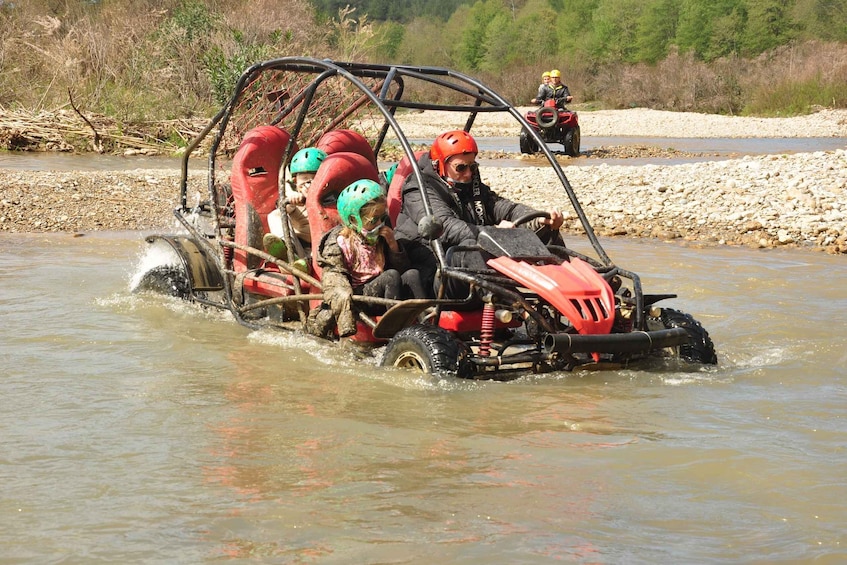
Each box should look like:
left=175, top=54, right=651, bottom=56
left=1, top=229, right=845, bottom=563
left=2, top=136, right=845, bottom=172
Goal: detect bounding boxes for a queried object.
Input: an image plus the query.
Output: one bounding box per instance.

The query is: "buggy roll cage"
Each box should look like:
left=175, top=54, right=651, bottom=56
left=172, top=57, right=650, bottom=328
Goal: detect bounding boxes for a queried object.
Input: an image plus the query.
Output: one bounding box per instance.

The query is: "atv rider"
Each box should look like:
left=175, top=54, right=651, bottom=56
left=530, top=71, right=552, bottom=105
left=309, top=179, right=426, bottom=338
left=548, top=69, right=573, bottom=108
left=394, top=130, right=564, bottom=297
left=265, top=147, right=326, bottom=259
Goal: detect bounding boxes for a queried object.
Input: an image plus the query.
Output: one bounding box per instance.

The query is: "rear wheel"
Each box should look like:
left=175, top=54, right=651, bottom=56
left=380, top=324, right=471, bottom=377
left=564, top=126, right=581, bottom=156
left=647, top=308, right=717, bottom=364
left=519, top=130, right=538, bottom=154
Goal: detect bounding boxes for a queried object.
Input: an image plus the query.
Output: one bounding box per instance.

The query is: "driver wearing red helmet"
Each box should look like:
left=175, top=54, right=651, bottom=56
left=394, top=130, right=564, bottom=295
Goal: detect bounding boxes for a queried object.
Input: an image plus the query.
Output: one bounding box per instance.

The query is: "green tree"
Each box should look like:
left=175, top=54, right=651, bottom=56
left=807, top=0, right=847, bottom=41
left=635, top=0, right=680, bottom=63
left=451, top=0, right=507, bottom=70
left=676, top=0, right=714, bottom=57
left=395, top=16, right=449, bottom=65
left=588, top=0, right=644, bottom=63
left=514, top=6, right=559, bottom=63
left=743, top=0, right=796, bottom=55
left=479, top=11, right=516, bottom=71
left=555, top=0, right=599, bottom=65
left=371, top=20, right=406, bottom=59
left=676, top=0, right=748, bottom=60
left=707, top=6, right=746, bottom=59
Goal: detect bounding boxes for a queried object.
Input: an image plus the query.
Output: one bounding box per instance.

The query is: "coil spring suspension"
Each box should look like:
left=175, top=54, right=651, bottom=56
left=222, top=236, right=233, bottom=268
left=479, top=302, right=496, bottom=357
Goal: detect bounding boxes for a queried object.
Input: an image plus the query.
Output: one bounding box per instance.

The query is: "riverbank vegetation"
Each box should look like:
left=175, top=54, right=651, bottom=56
left=1, top=0, right=845, bottom=139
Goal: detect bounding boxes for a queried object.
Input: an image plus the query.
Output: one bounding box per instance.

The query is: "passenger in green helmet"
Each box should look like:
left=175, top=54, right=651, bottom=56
left=265, top=147, right=326, bottom=260
left=308, top=179, right=426, bottom=338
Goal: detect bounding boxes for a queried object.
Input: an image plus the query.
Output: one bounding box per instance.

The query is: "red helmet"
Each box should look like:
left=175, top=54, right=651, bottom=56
left=430, top=130, right=478, bottom=177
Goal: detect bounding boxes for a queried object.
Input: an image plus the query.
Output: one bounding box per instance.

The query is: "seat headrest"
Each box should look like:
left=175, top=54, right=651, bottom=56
left=306, top=151, right=380, bottom=245
left=316, top=129, right=377, bottom=167
left=230, top=126, right=296, bottom=215
left=386, top=150, right=427, bottom=224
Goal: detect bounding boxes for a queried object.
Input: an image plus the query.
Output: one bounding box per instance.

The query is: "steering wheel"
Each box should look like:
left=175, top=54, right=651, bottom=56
left=511, top=211, right=550, bottom=227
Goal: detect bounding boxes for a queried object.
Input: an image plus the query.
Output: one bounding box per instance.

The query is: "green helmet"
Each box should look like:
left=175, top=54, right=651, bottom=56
left=289, top=147, right=327, bottom=174
left=383, top=163, right=399, bottom=186
left=337, top=179, right=385, bottom=233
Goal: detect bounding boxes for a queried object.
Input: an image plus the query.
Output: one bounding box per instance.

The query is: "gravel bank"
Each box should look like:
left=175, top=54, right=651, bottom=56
left=2, top=109, right=846, bottom=254
left=400, top=107, right=847, bottom=138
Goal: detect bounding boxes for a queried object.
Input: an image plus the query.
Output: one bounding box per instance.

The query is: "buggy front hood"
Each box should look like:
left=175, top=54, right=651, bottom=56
left=487, top=256, right=615, bottom=335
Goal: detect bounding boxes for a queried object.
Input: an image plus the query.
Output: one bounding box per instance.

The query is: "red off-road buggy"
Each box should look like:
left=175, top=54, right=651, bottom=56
left=133, top=58, right=716, bottom=379
left=520, top=99, right=581, bottom=157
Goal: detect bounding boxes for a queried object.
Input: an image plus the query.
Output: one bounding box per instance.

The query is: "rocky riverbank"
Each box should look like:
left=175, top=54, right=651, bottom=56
left=1, top=109, right=846, bottom=254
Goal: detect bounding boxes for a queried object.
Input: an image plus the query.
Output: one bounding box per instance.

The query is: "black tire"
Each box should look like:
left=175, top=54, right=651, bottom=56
left=564, top=126, right=581, bottom=157
left=380, top=324, right=471, bottom=377
left=519, top=130, right=538, bottom=154
left=536, top=106, right=558, bottom=128
left=132, top=264, right=192, bottom=299
left=647, top=308, right=717, bottom=364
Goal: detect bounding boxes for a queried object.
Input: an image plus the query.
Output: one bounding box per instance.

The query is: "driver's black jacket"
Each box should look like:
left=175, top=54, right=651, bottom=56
left=535, top=84, right=553, bottom=102
left=550, top=84, right=571, bottom=107
left=394, top=152, right=543, bottom=249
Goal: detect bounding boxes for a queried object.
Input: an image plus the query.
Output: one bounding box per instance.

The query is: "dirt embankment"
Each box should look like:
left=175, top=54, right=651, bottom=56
left=1, top=109, right=846, bottom=253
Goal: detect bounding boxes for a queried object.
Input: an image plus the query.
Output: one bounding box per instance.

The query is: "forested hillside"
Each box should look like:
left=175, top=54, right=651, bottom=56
left=1, top=0, right=845, bottom=124
left=313, top=0, right=846, bottom=63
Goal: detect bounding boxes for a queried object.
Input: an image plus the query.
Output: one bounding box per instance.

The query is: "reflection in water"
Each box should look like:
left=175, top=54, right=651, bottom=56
left=1, top=232, right=845, bottom=562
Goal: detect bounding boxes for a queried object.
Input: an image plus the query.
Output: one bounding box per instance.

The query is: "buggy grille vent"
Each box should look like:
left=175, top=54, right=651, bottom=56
left=570, top=297, right=611, bottom=322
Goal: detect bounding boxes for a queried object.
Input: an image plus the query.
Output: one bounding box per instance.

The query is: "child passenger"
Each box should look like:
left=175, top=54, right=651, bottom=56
left=264, top=147, right=326, bottom=261
left=308, top=180, right=427, bottom=338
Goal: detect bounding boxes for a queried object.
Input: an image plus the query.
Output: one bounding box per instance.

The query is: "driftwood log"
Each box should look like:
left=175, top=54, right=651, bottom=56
left=0, top=106, right=207, bottom=155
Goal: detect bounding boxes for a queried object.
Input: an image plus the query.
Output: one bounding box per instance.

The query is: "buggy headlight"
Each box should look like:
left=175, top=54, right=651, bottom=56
left=495, top=309, right=513, bottom=323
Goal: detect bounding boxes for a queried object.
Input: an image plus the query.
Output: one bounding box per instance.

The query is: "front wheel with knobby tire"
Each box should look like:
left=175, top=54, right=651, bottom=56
left=380, top=324, right=471, bottom=377
left=519, top=130, right=539, bottom=154
left=647, top=308, right=717, bottom=364
left=564, top=126, right=580, bottom=157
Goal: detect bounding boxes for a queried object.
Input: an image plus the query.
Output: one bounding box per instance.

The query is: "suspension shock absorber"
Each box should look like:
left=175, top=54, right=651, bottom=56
left=222, top=234, right=234, bottom=268
left=479, top=301, right=496, bottom=357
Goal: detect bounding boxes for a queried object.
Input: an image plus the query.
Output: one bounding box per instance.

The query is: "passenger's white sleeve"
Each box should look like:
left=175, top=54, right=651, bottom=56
left=267, top=209, right=284, bottom=236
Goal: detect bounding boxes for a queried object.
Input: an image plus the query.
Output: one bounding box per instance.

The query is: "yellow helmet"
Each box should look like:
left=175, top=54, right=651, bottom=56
left=541, top=71, right=551, bottom=78
left=550, top=69, right=561, bottom=78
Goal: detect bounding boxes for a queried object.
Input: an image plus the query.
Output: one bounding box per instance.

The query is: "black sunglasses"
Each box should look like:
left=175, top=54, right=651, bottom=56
left=454, top=162, right=478, bottom=173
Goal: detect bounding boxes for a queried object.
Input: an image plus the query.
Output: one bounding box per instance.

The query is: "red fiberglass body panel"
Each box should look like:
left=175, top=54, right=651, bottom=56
left=437, top=309, right=523, bottom=333
left=487, top=256, right=615, bottom=335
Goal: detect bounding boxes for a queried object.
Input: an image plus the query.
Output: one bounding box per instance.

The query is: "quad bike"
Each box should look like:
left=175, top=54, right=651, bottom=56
left=133, top=58, right=716, bottom=380
left=520, top=99, right=580, bottom=157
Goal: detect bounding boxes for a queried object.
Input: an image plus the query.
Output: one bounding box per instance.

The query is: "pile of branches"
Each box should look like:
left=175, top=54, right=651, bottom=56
left=0, top=104, right=208, bottom=156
